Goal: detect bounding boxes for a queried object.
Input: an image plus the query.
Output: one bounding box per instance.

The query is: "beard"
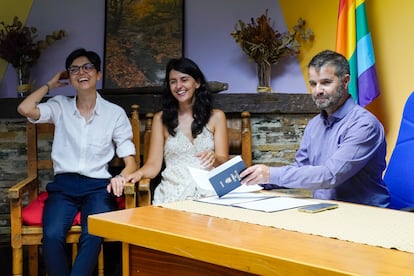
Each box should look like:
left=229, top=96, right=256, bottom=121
left=312, top=84, right=346, bottom=111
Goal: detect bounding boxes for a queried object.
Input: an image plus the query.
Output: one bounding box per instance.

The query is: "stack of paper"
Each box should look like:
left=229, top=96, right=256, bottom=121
left=188, top=156, right=317, bottom=212
left=232, top=197, right=316, bottom=212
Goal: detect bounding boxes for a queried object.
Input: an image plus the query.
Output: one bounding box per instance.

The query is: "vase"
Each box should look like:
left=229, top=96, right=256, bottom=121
left=16, top=64, right=32, bottom=97
left=256, top=62, right=272, bottom=92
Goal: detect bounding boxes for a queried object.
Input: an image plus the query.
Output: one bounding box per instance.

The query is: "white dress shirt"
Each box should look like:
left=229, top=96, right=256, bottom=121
left=29, top=93, right=135, bottom=178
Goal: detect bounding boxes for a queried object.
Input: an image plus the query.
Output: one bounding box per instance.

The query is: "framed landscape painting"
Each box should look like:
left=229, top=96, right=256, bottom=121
left=104, top=0, right=184, bottom=89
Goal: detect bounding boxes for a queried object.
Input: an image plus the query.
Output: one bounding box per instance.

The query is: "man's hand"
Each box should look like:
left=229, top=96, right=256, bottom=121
left=240, top=164, right=270, bottom=185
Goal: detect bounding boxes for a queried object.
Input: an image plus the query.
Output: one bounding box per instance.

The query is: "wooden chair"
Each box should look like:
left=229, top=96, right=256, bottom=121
left=137, top=111, right=252, bottom=206
left=8, top=104, right=142, bottom=276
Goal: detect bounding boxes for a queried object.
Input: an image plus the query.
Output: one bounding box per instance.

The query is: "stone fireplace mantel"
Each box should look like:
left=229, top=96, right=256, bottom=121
left=0, top=88, right=317, bottom=118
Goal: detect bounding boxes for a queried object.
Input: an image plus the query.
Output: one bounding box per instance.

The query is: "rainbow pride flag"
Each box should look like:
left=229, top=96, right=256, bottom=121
left=335, top=0, right=379, bottom=107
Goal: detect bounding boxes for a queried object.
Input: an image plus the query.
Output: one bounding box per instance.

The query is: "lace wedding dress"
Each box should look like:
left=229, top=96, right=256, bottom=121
left=153, top=127, right=216, bottom=204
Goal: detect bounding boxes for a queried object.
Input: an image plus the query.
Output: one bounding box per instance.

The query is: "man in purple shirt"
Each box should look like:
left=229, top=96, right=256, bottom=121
left=240, top=50, right=390, bottom=207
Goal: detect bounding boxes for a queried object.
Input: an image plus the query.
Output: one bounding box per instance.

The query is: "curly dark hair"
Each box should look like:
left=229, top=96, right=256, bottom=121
left=162, top=57, right=212, bottom=138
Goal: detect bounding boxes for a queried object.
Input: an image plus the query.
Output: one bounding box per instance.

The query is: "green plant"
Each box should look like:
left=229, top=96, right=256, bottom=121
left=0, top=16, right=66, bottom=68
left=231, top=10, right=314, bottom=65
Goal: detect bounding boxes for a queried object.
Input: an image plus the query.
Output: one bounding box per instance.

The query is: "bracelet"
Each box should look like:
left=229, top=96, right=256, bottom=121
left=114, top=174, right=124, bottom=178
left=45, top=83, right=50, bottom=94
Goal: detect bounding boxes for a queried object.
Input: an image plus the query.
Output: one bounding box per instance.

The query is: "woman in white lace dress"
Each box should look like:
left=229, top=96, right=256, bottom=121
left=125, top=57, right=229, bottom=204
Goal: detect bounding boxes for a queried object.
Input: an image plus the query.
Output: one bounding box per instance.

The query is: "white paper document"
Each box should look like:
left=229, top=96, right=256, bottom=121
left=232, top=197, right=316, bottom=212
left=187, top=166, right=215, bottom=191
left=196, top=191, right=272, bottom=206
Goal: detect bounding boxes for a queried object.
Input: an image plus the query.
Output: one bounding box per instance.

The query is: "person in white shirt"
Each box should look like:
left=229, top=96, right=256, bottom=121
left=17, top=48, right=137, bottom=276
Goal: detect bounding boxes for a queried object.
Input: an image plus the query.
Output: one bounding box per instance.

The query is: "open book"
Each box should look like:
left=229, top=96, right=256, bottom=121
left=188, top=155, right=249, bottom=197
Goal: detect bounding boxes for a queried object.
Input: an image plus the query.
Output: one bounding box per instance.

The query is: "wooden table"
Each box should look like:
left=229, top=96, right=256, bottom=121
left=88, top=205, right=414, bottom=275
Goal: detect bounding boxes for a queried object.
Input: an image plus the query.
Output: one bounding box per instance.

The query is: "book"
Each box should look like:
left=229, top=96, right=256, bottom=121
left=188, top=155, right=247, bottom=197
left=209, top=155, right=246, bottom=197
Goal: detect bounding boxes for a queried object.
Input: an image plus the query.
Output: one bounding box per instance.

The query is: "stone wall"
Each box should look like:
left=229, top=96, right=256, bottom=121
left=0, top=119, right=27, bottom=235
left=251, top=114, right=311, bottom=166
left=0, top=112, right=315, bottom=235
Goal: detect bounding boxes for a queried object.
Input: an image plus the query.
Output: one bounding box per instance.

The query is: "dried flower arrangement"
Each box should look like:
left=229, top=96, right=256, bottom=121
left=0, top=16, right=67, bottom=68
left=231, top=10, right=314, bottom=65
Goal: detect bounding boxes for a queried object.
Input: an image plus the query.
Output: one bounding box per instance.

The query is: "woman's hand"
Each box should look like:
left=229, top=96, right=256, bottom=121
left=196, top=150, right=216, bottom=169
left=124, top=170, right=143, bottom=184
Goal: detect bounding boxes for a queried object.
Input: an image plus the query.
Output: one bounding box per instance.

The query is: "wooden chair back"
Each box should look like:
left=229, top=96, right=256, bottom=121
left=227, top=111, right=252, bottom=167
left=8, top=104, right=141, bottom=276
left=138, top=111, right=252, bottom=206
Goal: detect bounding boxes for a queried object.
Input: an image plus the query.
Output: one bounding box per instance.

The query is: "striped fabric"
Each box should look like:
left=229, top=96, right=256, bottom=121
left=335, top=0, right=379, bottom=107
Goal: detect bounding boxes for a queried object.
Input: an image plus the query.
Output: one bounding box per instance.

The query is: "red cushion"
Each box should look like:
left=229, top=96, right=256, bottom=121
left=22, top=191, right=125, bottom=226
left=115, top=196, right=125, bottom=209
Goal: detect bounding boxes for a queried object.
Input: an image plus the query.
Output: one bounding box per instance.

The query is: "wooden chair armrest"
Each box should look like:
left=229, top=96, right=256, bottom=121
left=124, top=177, right=153, bottom=208
left=123, top=181, right=136, bottom=195
left=8, top=176, right=38, bottom=200
left=138, top=178, right=150, bottom=192
left=138, top=178, right=151, bottom=207
left=123, top=181, right=136, bottom=209
left=9, top=176, right=39, bottom=248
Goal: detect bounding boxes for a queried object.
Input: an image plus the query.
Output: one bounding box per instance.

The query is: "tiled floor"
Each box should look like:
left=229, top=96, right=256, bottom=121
left=0, top=236, right=122, bottom=276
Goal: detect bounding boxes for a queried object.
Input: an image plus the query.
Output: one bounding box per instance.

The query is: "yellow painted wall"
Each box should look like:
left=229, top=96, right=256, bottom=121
left=280, top=0, right=414, bottom=162
left=0, top=0, right=32, bottom=77
left=279, top=0, right=338, bottom=82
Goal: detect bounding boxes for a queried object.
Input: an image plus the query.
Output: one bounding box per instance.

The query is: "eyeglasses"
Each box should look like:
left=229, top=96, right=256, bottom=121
left=67, top=63, right=95, bottom=75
